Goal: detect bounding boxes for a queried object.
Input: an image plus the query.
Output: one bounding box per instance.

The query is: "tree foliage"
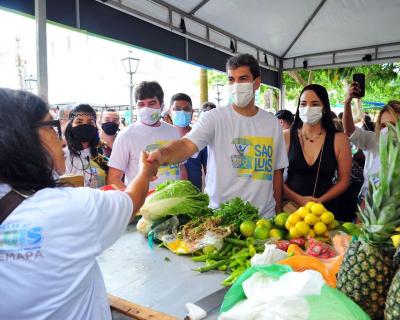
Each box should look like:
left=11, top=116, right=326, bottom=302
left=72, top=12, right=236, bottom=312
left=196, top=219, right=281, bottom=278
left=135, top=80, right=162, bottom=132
left=283, top=63, right=400, bottom=107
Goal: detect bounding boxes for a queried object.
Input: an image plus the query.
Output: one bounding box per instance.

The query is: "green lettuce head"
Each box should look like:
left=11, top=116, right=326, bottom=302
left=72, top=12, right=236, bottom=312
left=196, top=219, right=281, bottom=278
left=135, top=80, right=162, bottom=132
left=139, top=180, right=209, bottom=221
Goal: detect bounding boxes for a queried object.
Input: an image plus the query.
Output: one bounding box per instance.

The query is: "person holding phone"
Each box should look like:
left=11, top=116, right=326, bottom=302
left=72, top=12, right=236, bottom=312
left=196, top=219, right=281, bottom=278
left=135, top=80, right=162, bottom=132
left=343, top=79, right=400, bottom=204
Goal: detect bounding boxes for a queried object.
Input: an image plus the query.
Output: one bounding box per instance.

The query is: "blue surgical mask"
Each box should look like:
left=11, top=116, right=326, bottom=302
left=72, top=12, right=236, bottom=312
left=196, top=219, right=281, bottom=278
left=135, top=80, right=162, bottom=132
left=172, top=111, right=192, bottom=127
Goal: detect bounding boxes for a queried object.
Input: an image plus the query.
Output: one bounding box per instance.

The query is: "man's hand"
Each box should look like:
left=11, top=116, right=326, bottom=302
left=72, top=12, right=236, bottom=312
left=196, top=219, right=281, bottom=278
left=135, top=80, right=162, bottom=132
left=147, top=150, right=163, bottom=165
left=139, top=151, right=159, bottom=181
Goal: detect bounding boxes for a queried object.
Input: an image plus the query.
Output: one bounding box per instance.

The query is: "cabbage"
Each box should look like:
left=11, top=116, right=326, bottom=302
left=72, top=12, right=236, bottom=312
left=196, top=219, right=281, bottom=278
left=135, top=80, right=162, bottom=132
left=137, top=217, right=153, bottom=235
left=139, top=180, right=209, bottom=221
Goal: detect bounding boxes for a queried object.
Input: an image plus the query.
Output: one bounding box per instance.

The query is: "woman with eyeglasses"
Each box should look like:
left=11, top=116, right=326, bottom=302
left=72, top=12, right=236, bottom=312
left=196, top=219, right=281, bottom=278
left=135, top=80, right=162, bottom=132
left=64, top=104, right=108, bottom=188
left=0, top=88, right=158, bottom=319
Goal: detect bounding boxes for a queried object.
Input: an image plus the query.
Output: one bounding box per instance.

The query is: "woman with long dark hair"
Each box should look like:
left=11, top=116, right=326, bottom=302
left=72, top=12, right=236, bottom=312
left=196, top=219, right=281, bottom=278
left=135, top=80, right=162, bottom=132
left=0, top=88, right=158, bottom=320
left=283, top=84, right=352, bottom=218
left=64, top=104, right=108, bottom=188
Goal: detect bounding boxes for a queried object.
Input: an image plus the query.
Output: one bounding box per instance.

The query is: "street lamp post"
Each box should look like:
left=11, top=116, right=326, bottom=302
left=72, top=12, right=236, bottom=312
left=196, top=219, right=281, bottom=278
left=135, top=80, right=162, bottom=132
left=121, top=53, right=140, bottom=123
left=213, top=83, right=224, bottom=107
left=25, top=74, right=37, bottom=93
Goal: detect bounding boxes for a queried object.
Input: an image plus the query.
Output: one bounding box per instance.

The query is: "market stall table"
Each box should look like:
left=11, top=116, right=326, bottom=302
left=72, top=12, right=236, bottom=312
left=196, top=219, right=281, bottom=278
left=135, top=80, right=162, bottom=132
left=98, top=225, right=227, bottom=319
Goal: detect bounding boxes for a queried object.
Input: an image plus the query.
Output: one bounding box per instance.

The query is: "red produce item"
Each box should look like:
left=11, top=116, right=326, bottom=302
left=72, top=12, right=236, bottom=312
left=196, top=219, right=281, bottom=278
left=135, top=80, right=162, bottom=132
left=289, top=238, right=306, bottom=248
left=276, top=240, right=290, bottom=252
left=306, top=238, right=336, bottom=258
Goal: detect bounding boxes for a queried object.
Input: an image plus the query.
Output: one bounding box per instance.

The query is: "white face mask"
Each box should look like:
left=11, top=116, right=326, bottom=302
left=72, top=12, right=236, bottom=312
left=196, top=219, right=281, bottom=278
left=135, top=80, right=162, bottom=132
left=228, top=82, right=254, bottom=108
left=137, top=107, right=161, bottom=126
left=299, top=106, right=323, bottom=125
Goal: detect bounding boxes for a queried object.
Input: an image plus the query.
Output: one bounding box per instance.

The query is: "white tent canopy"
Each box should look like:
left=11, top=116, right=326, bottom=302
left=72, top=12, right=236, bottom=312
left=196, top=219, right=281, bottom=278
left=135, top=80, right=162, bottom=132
left=102, top=0, right=400, bottom=70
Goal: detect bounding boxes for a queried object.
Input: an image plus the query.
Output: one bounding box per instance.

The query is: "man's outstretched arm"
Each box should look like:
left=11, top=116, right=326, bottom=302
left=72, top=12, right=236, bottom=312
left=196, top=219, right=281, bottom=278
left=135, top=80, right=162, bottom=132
left=148, top=138, right=198, bottom=165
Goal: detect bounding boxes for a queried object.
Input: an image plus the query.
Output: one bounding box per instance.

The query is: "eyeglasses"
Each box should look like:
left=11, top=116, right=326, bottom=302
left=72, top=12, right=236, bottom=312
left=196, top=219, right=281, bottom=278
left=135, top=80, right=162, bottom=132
left=37, top=120, right=62, bottom=140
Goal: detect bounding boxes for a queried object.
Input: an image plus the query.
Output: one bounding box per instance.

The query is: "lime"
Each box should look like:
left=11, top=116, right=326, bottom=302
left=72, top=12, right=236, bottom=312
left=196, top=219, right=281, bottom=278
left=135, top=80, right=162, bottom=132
left=289, top=227, right=301, bottom=239
left=304, top=213, right=319, bottom=226
left=327, top=220, right=340, bottom=230
left=320, top=211, right=335, bottom=224
left=341, top=222, right=362, bottom=236
left=295, top=221, right=310, bottom=236
left=297, top=207, right=310, bottom=219
left=310, top=203, right=326, bottom=216
left=305, top=201, right=316, bottom=210
left=254, top=226, right=270, bottom=240
left=256, top=218, right=273, bottom=230
left=288, top=213, right=302, bottom=226
left=313, top=221, right=328, bottom=235
left=274, top=213, right=290, bottom=229
left=240, top=220, right=256, bottom=238
left=269, top=228, right=285, bottom=240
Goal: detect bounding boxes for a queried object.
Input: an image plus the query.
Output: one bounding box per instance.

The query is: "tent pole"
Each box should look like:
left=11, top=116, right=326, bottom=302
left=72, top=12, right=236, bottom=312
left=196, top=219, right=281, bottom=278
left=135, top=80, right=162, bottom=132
left=35, top=0, right=48, bottom=101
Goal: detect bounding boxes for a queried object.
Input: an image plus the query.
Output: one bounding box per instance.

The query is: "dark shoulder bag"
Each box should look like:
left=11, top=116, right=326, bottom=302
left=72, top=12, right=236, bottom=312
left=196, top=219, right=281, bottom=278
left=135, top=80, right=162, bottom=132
left=0, top=190, right=28, bottom=225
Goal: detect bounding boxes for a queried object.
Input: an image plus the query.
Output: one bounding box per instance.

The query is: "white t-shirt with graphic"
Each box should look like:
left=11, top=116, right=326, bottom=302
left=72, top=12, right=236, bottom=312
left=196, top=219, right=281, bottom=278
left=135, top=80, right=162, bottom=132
left=0, top=184, right=133, bottom=320
left=186, top=106, right=288, bottom=217
left=64, top=147, right=106, bottom=188
left=108, top=121, right=181, bottom=189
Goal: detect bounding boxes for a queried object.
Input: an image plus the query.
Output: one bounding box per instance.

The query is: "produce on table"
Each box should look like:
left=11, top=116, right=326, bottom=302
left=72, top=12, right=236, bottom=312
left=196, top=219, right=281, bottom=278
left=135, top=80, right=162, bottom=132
left=137, top=217, right=153, bottom=235
left=306, top=238, right=336, bottom=259
left=139, top=180, right=209, bottom=222
left=383, top=123, right=400, bottom=320
left=287, top=244, right=343, bottom=275
left=268, top=228, right=285, bottom=240
left=341, top=222, right=362, bottom=236
left=239, top=220, right=256, bottom=238
left=192, top=236, right=258, bottom=286
left=278, top=255, right=337, bottom=287
left=274, top=212, right=289, bottom=229
left=174, top=198, right=259, bottom=252
left=255, top=218, right=272, bottom=229
left=285, top=203, right=340, bottom=241
left=337, top=122, right=400, bottom=320
left=253, top=225, right=269, bottom=240
left=213, top=197, right=259, bottom=232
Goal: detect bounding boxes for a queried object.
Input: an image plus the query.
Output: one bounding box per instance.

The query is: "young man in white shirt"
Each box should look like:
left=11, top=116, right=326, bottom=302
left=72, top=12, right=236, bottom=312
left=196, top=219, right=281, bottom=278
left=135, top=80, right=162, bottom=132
left=108, top=81, right=187, bottom=189
left=148, top=54, right=288, bottom=217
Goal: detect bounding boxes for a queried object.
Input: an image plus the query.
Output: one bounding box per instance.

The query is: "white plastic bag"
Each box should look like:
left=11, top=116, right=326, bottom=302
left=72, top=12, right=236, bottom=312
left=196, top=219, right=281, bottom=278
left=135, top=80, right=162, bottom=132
left=250, top=244, right=287, bottom=266
left=219, top=270, right=325, bottom=320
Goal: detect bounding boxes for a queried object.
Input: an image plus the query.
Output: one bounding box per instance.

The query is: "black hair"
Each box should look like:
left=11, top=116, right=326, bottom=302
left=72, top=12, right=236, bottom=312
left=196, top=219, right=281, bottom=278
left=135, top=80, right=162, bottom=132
left=226, top=54, right=260, bottom=79
left=134, top=81, right=164, bottom=104
left=0, top=88, right=57, bottom=191
left=338, top=112, right=343, bottom=120
left=291, top=84, right=338, bottom=133
left=362, top=115, right=375, bottom=132
left=105, top=108, right=116, bottom=112
left=201, top=102, right=217, bottom=112
left=170, top=93, right=192, bottom=107
left=64, top=104, right=100, bottom=158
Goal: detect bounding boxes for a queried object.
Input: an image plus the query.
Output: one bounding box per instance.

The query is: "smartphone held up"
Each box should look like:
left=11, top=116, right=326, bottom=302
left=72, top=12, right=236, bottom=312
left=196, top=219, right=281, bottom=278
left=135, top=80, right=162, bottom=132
left=353, top=73, right=365, bottom=98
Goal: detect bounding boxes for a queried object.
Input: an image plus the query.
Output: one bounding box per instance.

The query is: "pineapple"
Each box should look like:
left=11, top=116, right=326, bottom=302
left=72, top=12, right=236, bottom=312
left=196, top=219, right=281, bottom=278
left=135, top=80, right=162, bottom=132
left=385, top=248, right=400, bottom=320
left=337, top=122, right=400, bottom=320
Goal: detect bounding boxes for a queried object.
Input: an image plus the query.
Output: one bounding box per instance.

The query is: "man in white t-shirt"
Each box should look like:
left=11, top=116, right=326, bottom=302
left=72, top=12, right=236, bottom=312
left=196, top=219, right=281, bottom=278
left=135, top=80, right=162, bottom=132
left=148, top=54, right=288, bottom=217
left=108, top=81, right=187, bottom=189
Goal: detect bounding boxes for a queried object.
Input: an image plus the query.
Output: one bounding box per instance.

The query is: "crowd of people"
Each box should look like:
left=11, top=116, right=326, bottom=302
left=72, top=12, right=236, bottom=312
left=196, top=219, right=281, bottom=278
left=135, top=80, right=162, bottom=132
left=0, top=52, right=399, bottom=319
